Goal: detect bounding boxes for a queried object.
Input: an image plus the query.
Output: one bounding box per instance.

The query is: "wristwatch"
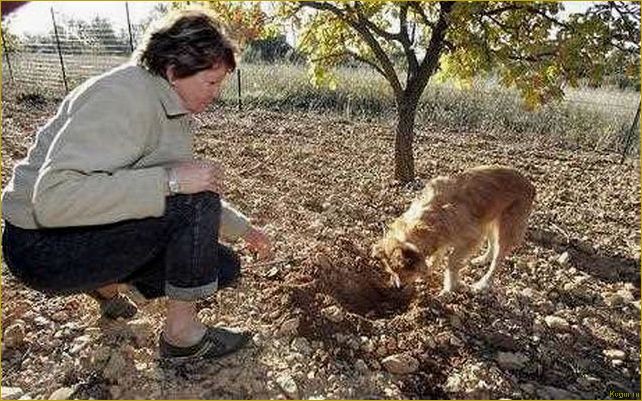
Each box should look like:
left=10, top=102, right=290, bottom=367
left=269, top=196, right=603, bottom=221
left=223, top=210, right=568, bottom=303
left=166, top=168, right=180, bottom=195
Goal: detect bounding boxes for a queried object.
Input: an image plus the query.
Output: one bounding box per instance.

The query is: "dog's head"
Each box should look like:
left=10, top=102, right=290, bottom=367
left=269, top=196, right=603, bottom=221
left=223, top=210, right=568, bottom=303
left=371, top=236, right=427, bottom=288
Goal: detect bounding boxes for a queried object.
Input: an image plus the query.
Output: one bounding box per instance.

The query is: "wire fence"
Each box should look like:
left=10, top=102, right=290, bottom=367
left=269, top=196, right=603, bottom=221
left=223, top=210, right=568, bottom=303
left=1, top=3, right=640, bottom=160
left=2, top=3, right=139, bottom=91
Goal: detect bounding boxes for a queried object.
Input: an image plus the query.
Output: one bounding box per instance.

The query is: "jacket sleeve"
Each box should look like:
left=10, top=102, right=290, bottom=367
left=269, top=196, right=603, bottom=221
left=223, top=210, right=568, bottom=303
left=32, top=83, right=167, bottom=228
left=219, top=200, right=252, bottom=242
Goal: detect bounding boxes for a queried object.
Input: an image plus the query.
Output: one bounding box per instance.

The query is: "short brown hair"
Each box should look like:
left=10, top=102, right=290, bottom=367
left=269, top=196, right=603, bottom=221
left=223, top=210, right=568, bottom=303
left=134, top=9, right=238, bottom=79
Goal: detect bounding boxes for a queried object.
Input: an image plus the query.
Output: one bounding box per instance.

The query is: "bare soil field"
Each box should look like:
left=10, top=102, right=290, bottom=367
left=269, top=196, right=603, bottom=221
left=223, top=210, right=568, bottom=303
left=1, top=87, right=640, bottom=399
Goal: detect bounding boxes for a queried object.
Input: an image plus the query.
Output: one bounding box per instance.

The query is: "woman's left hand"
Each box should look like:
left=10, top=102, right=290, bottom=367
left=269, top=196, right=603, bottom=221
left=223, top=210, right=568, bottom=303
left=243, top=227, right=274, bottom=261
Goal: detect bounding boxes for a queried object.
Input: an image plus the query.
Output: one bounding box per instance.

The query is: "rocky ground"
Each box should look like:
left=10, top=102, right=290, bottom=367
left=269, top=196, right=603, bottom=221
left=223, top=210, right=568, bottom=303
left=1, top=87, right=640, bottom=399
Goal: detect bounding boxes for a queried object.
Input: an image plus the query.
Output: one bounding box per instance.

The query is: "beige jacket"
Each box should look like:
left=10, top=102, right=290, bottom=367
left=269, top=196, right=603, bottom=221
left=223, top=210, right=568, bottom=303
left=1, top=63, right=251, bottom=241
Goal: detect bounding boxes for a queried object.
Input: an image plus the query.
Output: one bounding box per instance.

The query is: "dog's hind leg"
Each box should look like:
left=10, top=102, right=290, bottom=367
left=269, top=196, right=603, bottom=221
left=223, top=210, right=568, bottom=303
left=471, top=197, right=533, bottom=293
left=470, top=223, right=496, bottom=266
left=471, top=229, right=502, bottom=293
left=470, top=237, right=493, bottom=266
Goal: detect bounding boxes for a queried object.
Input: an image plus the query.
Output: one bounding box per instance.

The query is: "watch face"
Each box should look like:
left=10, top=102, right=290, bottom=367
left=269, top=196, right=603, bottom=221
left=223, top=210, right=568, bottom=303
left=169, top=180, right=180, bottom=194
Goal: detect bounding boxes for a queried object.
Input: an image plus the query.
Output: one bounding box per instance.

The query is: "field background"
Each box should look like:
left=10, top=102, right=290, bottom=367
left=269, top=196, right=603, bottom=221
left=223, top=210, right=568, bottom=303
left=4, top=52, right=641, bottom=157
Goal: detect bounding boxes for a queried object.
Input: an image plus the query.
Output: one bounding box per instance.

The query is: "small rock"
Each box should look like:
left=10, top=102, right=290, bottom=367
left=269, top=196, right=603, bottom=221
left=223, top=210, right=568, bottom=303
left=557, top=252, right=570, bottom=265
left=278, top=317, right=300, bottom=337
left=485, top=332, right=517, bottom=351
left=48, top=387, right=75, bottom=400
left=127, top=318, right=153, bottom=346
left=33, top=316, right=50, bottom=327
left=576, top=375, right=600, bottom=390
left=606, top=293, right=625, bottom=307
left=276, top=373, right=299, bottom=398
left=102, top=350, right=132, bottom=383
left=3, top=320, right=26, bottom=348
left=544, top=315, right=570, bottom=332
left=315, top=253, right=332, bottom=270
left=70, top=335, right=92, bottom=354
left=520, top=383, right=536, bottom=395
left=2, top=387, right=24, bottom=400
left=355, top=359, right=369, bottom=373
left=321, top=306, right=344, bottom=323
left=266, top=266, right=279, bottom=279
left=603, top=349, right=626, bottom=360
left=291, top=337, right=312, bottom=356
left=496, top=352, right=529, bottom=370
left=537, top=385, right=580, bottom=399
left=381, top=353, right=419, bottom=374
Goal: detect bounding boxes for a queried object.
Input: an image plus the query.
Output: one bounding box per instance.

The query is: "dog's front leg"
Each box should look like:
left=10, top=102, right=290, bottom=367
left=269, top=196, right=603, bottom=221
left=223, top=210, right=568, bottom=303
left=427, top=247, right=446, bottom=270
left=439, top=247, right=469, bottom=296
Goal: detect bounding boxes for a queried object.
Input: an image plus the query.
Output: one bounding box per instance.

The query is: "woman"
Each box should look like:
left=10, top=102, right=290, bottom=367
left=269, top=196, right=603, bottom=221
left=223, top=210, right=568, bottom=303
left=1, top=9, right=272, bottom=361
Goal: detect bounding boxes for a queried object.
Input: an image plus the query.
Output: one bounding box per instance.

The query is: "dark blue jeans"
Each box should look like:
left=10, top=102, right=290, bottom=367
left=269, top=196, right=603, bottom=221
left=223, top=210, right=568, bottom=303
left=2, top=193, right=241, bottom=301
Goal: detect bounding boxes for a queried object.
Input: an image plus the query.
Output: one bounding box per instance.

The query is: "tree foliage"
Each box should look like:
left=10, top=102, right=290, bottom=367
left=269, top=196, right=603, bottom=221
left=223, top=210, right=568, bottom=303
left=170, top=1, right=280, bottom=48
left=278, top=1, right=640, bottom=182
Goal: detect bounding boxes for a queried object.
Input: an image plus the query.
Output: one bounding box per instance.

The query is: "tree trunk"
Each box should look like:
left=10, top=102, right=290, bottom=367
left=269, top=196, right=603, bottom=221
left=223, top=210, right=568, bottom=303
left=394, top=98, right=418, bottom=183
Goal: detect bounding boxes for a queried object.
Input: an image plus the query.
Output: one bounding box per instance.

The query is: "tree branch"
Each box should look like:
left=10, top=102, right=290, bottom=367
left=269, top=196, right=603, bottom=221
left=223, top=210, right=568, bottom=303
left=413, top=1, right=455, bottom=100
left=409, top=2, right=435, bottom=30
left=351, top=2, right=401, bottom=42
left=301, top=1, right=403, bottom=97
left=396, top=2, right=419, bottom=79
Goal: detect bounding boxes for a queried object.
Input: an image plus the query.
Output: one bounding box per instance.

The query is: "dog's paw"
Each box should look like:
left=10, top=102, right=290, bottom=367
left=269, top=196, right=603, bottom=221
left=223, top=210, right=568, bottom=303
left=437, top=288, right=455, bottom=301
left=470, top=280, right=491, bottom=294
left=470, top=255, right=490, bottom=266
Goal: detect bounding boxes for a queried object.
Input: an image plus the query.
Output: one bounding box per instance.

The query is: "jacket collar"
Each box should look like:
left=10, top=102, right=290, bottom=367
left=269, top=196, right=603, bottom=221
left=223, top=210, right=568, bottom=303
left=150, top=72, right=189, bottom=117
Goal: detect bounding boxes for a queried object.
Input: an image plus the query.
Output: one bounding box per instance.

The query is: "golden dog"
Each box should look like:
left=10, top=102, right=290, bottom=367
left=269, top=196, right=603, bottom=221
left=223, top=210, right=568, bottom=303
left=372, top=165, right=536, bottom=294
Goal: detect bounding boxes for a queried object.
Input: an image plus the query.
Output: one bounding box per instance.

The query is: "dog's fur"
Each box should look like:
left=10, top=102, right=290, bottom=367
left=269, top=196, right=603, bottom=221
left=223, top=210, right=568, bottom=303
left=372, top=165, right=536, bottom=294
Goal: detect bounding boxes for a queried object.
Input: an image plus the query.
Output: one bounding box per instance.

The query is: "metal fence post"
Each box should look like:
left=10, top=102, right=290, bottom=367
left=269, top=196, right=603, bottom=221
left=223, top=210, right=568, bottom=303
left=125, top=2, right=135, bottom=53
left=50, top=7, right=69, bottom=93
left=620, top=101, right=641, bottom=164
left=1, top=26, right=15, bottom=83
left=237, top=68, right=242, bottom=111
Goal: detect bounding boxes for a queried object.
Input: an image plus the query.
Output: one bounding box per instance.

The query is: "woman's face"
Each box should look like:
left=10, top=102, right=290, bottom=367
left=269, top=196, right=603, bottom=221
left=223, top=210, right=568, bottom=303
left=167, top=64, right=230, bottom=113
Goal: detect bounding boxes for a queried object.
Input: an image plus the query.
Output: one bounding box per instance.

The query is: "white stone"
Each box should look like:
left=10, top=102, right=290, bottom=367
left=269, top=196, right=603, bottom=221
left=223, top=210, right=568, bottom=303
left=557, top=252, right=570, bottom=265
left=321, top=306, right=344, bottom=323
left=48, top=387, right=75, bottom=400
left=276, top=373, right=299, bottom=398
left=2, top=387, right=24, bottom=400
left=291, top=337, right=312, bottom=356
left=544, top=315, right=570, bottom=332
left=603, top=349, right=626, bottom=360
left=381, top=353, right=419, bottom=374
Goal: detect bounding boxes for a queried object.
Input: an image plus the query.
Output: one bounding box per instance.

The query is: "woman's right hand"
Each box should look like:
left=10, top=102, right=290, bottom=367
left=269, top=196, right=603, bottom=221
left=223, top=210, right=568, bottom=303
left=170, top=161, right=224, bottom=195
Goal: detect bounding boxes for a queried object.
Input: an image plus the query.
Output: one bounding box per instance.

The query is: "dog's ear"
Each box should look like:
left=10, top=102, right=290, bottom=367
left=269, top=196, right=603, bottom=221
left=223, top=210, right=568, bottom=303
left=401, top=241, right=420, bottom=255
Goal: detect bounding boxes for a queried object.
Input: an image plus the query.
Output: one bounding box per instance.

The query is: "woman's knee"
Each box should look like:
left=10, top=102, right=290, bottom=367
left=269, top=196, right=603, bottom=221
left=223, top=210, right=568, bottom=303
left=166, top=192, right=222, bottom=228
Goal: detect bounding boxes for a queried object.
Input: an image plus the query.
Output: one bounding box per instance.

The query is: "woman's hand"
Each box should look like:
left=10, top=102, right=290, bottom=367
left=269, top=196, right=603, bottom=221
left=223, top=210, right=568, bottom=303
left=170, top=160, right=224, bottom=194
left=243, top=227, right=274, bottom=261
